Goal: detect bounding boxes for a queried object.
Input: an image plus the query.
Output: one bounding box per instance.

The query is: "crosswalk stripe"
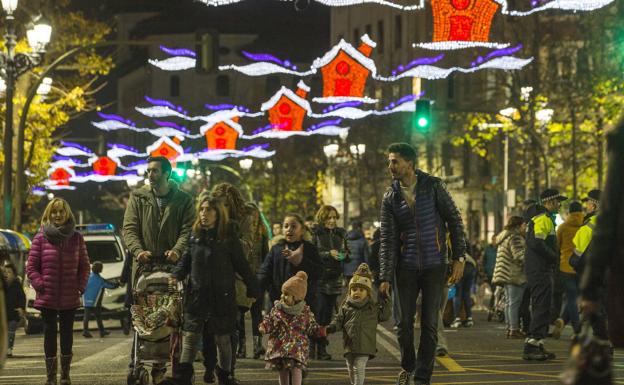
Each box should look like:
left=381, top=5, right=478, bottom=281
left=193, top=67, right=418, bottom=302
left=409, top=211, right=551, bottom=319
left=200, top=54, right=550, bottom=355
left=375, top=324, right=401, bottom=361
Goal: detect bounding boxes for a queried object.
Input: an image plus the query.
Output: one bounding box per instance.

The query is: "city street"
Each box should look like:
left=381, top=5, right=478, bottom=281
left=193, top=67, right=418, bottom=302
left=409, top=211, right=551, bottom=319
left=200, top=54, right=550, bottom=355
left=3, top=311, right=623, bottom=385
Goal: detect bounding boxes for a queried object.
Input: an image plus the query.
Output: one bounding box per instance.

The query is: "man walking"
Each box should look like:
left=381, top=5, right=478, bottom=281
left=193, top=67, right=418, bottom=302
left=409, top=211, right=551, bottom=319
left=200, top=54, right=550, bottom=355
left=378, top=143, right=466, bottom=385
left=523, top=188, right=566, bottom=361
left=123, top=156, right=195, bottom=383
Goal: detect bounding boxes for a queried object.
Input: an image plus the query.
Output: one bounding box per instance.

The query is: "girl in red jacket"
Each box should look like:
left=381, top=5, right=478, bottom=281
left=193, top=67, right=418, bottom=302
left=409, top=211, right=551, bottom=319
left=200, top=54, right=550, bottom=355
left=26, top=198, right=90, bottom=385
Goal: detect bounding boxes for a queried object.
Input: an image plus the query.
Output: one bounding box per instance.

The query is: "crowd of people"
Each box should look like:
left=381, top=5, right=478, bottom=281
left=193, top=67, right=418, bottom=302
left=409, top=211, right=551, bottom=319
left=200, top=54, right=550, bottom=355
left=0, top=135, right=621, bottom=385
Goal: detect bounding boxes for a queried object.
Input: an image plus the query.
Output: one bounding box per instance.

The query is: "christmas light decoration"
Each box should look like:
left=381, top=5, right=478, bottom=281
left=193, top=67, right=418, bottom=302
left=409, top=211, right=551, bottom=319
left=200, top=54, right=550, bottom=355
left=218, top=62, right=314, bottom=77
left=91, top=156, right=119, bottom=176
left=471, top=44, right=522, bottom=67
left=245, top=119, right=349, bottom=139
left=200, top=119, right=243, bottom=150
left=107, top=144, right=147, bottom=159
left=416, top=41, right=510, bottom=50
left=261, top=80, right=312, bottom=132
left=56, top=141, right=94, bottom=157
left=160, top=45, right=196, bottom=58
left=242, top=51, right=298, bottom=71
left=390, top=55, right=445, bottom=76
left=427, top=0, right=500, bottom=49
left=318, top=93, right=422, bottom=119
left=496, top=0, right=615, bottom=16
left=147, top=136, right=185, bottom=161
left=149, top=56, right=196, bottom=71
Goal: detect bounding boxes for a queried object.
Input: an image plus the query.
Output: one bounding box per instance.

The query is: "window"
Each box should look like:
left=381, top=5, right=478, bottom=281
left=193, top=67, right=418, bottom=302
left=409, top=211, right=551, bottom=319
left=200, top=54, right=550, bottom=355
left=266, top=76, right=281, bottom=96
left=447, top=75, right=455, bottom=100
left=353, top=28, right=360, bottom=44
left=365, top=24, right=372, bottom=37
left=85, top=240, right=122, bottom=263
left=170, top=75, right=180, bottom=97
left=216, top=75, right=230, bottom=97
left=377, top=20, right=385, bottom=53
left=394, top=15, right=402, bottom=49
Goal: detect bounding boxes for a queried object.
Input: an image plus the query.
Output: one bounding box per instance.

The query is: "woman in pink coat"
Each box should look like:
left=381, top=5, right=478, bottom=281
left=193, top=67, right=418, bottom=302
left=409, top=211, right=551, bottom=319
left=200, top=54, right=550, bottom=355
left=26, top=198, right=90, bottom=385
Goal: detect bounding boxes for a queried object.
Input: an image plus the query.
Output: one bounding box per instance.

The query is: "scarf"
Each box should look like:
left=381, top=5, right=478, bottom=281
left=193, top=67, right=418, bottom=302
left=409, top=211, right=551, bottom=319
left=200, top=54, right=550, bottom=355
left=346, top=296, right=370, bottom=309
left=277, top=299, right=305, bottom=315
left=42, top=218, right=76, bottom=246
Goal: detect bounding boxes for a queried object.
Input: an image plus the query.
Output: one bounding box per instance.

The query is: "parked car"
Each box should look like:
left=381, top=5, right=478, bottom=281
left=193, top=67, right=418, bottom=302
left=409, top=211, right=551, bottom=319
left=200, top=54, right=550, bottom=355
left=24, top=223, right=129, bottom=334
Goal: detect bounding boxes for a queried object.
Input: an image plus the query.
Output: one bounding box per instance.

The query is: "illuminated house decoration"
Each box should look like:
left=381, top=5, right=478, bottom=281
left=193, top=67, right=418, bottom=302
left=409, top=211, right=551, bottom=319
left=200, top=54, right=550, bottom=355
left=200, top=118, right=243, bottom=150
left=91, top=156, right=118, bottom=176
left=262, top=80, right=312, bottom=132
left=312, top=35, right=378, bottom=103
left=417, top=0, right=505, bottom=50
left=194, top=0, right=613, bottom=13
left=147, top=136, right=185, bottom=162
left=48, top=165, right=75, bottom=187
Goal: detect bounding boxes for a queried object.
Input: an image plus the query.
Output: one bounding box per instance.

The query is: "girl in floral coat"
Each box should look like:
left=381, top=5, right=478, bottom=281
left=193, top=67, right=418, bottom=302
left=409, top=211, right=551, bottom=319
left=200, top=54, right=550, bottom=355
left=259, top=271, right=326, bottom=385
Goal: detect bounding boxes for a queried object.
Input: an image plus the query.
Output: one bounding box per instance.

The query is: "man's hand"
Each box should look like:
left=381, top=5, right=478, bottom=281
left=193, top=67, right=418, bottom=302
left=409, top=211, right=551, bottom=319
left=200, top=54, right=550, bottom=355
left=136, top=251, right=152, bottom=263
left=165, top=250, right=180, bottom=263
left=580, top=299, right=600, bottom=316
left=448, top=260, right=465, bottom=285
left=379, top=281, right=391, bottom=298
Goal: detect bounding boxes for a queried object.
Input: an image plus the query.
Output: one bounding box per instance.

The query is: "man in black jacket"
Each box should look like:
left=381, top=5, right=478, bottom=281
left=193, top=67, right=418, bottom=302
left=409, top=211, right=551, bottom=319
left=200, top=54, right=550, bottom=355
left=378, top=143, right=466, bottom=385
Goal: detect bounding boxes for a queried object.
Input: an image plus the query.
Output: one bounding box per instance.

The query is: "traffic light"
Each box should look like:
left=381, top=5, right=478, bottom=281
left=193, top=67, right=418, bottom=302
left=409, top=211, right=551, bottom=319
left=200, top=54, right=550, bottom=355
left=414, top=99, right=431, bottom=133
left=196, top=29, right=219, bottom=74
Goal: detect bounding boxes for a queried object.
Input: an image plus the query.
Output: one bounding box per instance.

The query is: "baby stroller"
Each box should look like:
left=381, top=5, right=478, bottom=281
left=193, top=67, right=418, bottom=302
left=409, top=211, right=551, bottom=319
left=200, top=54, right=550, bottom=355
left=127, top=259, right=183, bottom=385
left=487, top=285, right=506, bottom=323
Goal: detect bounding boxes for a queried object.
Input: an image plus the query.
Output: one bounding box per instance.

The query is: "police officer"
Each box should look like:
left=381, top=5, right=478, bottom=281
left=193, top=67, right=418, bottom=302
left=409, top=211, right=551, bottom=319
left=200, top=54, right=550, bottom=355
left=523, top=189, right=567, bottom=361
left=571, top=189, right=601, bottom=272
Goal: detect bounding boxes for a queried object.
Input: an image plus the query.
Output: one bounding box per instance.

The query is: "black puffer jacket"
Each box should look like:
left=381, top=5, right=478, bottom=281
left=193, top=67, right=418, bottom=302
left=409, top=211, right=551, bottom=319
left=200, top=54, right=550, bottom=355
left=313, top=226, right=349, bottom=295
left=173, top=228, right=259, bottom=334
left=379, top=170, right=465, bottom=282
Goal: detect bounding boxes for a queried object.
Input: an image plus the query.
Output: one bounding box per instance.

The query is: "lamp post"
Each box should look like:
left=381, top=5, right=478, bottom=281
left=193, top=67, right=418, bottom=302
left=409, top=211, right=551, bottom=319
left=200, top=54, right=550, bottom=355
left=1, top=0, right=51, bottom=228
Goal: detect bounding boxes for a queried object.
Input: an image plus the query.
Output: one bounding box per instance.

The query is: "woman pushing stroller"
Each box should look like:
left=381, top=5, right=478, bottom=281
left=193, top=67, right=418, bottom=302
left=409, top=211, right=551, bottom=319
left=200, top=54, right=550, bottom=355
left=170, top=192, right=259, bottom=385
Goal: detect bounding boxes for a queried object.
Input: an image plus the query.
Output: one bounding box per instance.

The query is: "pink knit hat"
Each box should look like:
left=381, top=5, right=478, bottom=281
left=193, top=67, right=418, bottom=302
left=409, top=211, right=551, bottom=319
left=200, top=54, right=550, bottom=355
left=281, top=271, right=308, bottom=302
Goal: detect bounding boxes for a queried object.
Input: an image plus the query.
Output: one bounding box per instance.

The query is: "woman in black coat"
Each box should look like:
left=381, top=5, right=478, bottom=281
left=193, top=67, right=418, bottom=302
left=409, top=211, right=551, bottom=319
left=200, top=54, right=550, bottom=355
left=172, top=195, right=258, bottom=385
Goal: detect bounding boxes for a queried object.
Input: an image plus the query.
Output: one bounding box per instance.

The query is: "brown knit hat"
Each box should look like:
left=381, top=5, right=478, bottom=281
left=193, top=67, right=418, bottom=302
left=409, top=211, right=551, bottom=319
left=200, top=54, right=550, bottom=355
left=349, top=263, right=373, bottom=294
left=281, top=271, right=308, bottom=302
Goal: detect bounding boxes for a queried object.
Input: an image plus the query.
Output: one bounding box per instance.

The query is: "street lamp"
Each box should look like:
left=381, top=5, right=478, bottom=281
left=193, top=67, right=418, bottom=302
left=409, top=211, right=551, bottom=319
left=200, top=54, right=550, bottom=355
left=323, top=143, right=339, bottom=158
left=239, top=159, right=253, bottom=170
left=1, top=0, right=52, bottom=227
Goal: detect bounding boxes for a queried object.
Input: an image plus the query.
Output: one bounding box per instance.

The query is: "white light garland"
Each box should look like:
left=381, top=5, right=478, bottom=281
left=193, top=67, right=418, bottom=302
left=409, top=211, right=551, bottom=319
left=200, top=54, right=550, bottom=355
left=56, top=147, right=93, bottom=157
left=416, top=41, right=511, bottom=50
left=495, top=0, right=615, bottom=16
left=199, top=119, right=245, bottom=136
left=312, top=96, right=378, bottom=104
left=196, top=147, right=276, bottom=161
left=148, top=57, right=196, bottom=71
left=245, top=125, right=349, bottom=140
left=135, top=106, right=191, bottom=120
left=218, top=63, right=314, bottom=77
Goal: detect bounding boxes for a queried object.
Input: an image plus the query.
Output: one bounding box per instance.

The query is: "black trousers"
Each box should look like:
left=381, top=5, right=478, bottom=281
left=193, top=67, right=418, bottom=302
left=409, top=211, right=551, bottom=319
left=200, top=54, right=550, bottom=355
left=520, top=287, right=532, bottom=333
left=41, top=308, right=76, bottom=358
left=83, top=306, right=105, bottom=334
left=395, top=264, right=446, bottom=383
left=527, top=272, right=553, bottom=340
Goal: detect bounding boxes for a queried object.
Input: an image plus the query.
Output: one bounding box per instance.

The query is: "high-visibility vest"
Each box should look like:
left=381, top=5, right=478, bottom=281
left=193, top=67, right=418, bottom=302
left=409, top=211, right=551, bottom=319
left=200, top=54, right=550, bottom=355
left=573, top=215, right=597, bottom=256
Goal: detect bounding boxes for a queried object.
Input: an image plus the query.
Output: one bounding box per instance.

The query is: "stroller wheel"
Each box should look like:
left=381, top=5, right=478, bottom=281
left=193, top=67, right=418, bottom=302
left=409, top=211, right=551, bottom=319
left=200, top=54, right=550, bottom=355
left=138, top=367, right=150, bottom=385
left=127, top=372, right=137, bottom=385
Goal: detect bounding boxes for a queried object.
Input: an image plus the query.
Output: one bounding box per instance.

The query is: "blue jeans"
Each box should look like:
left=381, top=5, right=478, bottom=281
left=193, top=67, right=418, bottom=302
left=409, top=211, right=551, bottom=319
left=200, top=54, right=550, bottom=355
left=8, top=320, right=18, bottom=349
left=504, top=284, right=526, bottom=330
left=560, top=272, right=580, bottom=334
left=453, top=263, right=476, bottom=319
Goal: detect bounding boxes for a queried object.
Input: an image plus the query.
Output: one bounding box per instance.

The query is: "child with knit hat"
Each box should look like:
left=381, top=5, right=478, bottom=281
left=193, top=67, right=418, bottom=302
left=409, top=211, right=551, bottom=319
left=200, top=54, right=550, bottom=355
left=259, top=271, right=326, bottom=385
left=327, top=263, right=391, bottom=385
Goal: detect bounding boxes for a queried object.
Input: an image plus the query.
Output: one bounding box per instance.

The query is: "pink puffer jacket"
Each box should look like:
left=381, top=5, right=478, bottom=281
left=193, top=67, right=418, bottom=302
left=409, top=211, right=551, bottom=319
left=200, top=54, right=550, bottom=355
left=26, top=231, right=90, bottom=310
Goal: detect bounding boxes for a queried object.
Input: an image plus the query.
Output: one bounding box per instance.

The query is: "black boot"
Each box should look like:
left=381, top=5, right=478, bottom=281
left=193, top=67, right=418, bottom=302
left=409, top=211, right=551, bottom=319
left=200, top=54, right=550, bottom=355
left=170, top=362, right=194, bottom=385
left=252, top=336, right=265, bottom=359
left=44, top=356, right=57, bottom=385
left=215, top=366, right=240, bottom=385
left=309, top=340, right=317, bottom=360
left=59, top=354, right=72, bottom=385
left=316, top=339, right=332, bottom=361
left=236, top=336, right=246, bottom=359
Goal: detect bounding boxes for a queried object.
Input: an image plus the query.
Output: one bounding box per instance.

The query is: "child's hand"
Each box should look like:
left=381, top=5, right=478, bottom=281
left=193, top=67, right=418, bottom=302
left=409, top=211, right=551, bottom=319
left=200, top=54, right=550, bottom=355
left=258, top=323, right=266, bottom=335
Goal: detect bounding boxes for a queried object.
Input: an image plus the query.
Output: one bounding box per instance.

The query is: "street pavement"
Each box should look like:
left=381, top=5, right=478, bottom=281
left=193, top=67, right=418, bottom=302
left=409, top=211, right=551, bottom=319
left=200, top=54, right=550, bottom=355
left=2, top=312, right=623, bottom=385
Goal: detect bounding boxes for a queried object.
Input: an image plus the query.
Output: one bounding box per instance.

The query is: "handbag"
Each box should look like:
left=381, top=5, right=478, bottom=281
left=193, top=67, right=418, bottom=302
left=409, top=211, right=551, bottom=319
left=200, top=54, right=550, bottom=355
left=560, top=318, right=613, bottom=385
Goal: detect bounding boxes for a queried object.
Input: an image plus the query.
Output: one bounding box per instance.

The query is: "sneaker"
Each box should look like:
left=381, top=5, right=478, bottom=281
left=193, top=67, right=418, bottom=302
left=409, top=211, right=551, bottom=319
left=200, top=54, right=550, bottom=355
left=100, top=330, right=111, bottom=337
left=551, top=318, right=564, bottom=340
left=508, top=330, right=526, bottom=339
left=7, top=348, right=12, bottom=357
left=463, top=317, right=474, bottom=327
left=539, top=343, right=556, bottom=360
left=435, top=347, right=448, bottom=357
left=203, top=369, right=215, bottom=383
left=395, top=370, right=412, bottom=385
left=450, top=318, right=462, bottom=328
left=523, top=342, right=547, bottom=361
left=83, top=331, right=93, bottom=338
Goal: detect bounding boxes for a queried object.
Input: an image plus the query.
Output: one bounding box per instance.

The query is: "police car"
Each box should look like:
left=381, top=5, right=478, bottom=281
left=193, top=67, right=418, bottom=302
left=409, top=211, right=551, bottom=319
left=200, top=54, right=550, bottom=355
left=24, top=224, right=129, bottom=334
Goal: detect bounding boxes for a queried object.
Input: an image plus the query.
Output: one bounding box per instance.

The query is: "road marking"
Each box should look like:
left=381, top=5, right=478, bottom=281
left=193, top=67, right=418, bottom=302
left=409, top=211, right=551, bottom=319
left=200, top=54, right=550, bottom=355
left=74, top=338, right=132, bottom=366
left=437, top=355, right=466, bottom=372
left=465, top=366, right=561, bottom=379
left=376, top=324, right=401, bottom=361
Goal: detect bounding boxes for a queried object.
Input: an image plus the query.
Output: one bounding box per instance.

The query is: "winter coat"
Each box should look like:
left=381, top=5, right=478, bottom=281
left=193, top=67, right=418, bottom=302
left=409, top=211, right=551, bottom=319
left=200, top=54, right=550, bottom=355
left=369, top=232, right=380, bottom=284
left=525, top=206, right=559, bottom=280
left=492, top=229, right=527, bottom=286
left=235, top=204, right=269, bottom=308
left=173, top=229, right=259, bottom=335
left=26, top=231, right=90, bottom=310
left=312, top=226, right=348, bottom=295
left=122, top=180, right=195, bottom=265
left=327, top=297, right=391, bottom=358
left=83, top=272, right=118, bottom=308
left=343, top=230, right=370, bottom=278
left=4, top=279, right=26, bottom=322
left=257, top=240, right=322, bottom=305
left=260, top=301, right=324, bottom=366
left=556, top=212, right=584, bottom=274
left=379, top=170, right=465, bottom=283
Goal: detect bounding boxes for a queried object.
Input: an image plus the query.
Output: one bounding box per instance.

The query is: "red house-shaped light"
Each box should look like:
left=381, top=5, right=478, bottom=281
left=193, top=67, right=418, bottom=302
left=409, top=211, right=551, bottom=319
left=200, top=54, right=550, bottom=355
left=261, top=81, right=311, bottom=132
left=146, top=137, right=184, bottom=162
left=315, top=35, right=377, bottom=99
left=92, top=156, right=118, bottom=176
left=201, top=117, right=243, bottom=150
left=431, top=0, right=499, bottom=43
left=49, top=167, right=73, bottom=186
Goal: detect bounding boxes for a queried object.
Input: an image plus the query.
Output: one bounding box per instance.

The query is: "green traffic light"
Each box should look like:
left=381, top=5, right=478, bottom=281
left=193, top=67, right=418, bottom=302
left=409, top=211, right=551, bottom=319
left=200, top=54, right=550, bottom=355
left=417, top=117, right=429, bottom=128
left=174, top=168, right=185, bottom=178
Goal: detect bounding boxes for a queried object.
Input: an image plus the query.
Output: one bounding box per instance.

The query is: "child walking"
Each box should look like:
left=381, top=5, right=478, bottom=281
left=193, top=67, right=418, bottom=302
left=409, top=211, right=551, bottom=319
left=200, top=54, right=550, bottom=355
left=327, top=263, right=391, bottom=385
left=3, top=263, right=26, bottom=357
left=259, top=271, right=326, bottom=385
left=82, top=261, right=118, bottom=338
